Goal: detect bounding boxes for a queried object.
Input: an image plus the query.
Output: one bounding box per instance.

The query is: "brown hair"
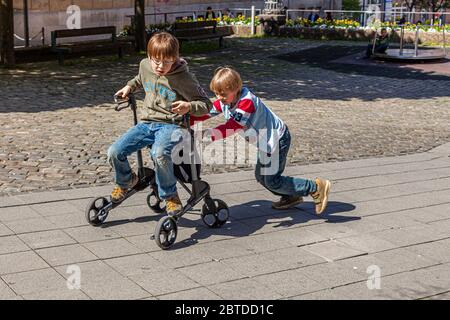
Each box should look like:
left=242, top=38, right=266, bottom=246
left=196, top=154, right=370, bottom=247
left=210, top=66, right=242, bottom=94
left=147, top=32, right=179, bottom=60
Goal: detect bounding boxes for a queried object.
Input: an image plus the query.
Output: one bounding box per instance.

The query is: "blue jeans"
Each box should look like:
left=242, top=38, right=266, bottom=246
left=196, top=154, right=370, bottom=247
left=255, top=127, right=317, bottom=197
left=107, top=122, right=183, bottom=199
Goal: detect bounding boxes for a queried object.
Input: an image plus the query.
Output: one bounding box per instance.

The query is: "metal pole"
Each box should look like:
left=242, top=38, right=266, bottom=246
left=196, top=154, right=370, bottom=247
left=414, top=25, right=419, bottom=57
left=251, top=6, right=255, bottom=35
left=399, top=25, right=404, bottom=56
left=24, top=0, right=29, bottom=47
left=443, top=28, right=446, bottom=55
left=372, top=29, right=377, bottom=55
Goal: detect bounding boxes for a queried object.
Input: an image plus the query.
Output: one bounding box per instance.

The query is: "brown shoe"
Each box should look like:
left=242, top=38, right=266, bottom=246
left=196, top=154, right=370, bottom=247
left=272, top=195, right=304, bottom=210
left=310, top=178, right=331, bottom=215
left=111, top=172, right=139, bottom=203
left=166, top=194, right=182, bottom=216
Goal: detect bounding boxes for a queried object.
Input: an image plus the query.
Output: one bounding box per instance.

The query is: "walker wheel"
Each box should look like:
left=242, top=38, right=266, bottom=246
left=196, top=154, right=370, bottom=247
left=154, top=216, right=178, bottom=250
left=85, top=197, right=109, bottom=226
left=201, top=199, right=229, bottom=228
left=146, top=191, right=166, bottom=213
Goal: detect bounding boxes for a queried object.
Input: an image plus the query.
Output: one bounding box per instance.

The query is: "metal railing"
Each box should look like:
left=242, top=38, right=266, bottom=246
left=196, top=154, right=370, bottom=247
left=286, top=9, right=449, bottom=27
left=125, top=7, right=263, bottom=26
left=14, top=27, right=45, bottom=48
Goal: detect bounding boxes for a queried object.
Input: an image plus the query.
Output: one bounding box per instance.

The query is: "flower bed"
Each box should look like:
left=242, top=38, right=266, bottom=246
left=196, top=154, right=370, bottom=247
left=119, top=15, right=259, bottom=37
left=119, top=16, right=448, bottom=45
left=285, top=17, right=450, bottom=33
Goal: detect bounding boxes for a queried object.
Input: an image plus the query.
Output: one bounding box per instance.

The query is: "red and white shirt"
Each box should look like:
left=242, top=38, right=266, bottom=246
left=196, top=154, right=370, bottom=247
left=191, top=87, right=286, bottom=154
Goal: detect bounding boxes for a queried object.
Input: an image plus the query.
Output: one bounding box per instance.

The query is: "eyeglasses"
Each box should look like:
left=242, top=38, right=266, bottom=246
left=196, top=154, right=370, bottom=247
left=151, top=57, right=176, bottom=66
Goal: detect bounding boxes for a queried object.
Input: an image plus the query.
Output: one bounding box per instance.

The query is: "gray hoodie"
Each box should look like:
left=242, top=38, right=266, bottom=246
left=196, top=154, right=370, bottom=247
left=127, top=58, right=212, bottom=127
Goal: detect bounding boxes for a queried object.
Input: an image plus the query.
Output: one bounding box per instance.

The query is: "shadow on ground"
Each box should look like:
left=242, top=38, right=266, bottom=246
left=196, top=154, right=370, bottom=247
left=2, top=40, right=450, bottom=113
left=97, top=199, right=357, bottom=250
left=273, top=45, right=450, bottom=80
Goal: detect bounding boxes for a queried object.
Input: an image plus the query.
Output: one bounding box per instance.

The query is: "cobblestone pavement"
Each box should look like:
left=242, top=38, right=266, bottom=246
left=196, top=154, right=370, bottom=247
left=1, top=38, right=449, bottom=195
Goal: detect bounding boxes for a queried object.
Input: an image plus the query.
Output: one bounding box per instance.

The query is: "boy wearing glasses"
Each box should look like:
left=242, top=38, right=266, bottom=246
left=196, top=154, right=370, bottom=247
left=110, top=32, right=212, bottom=215
left=198, top=67, right=331, bottom=214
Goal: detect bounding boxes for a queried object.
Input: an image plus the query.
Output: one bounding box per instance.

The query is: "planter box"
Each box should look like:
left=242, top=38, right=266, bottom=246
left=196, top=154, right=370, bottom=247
left=279, top=26, right=447, bottom=44
left=218, top=25, right=263, bottom=36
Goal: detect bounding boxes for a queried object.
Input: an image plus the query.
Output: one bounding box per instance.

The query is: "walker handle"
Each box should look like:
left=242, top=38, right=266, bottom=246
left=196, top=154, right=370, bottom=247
left=114, top=93, right=135, bottom=112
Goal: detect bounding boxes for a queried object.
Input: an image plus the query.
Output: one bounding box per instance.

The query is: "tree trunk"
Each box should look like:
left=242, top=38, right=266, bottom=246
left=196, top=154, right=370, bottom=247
left=0, top=0, right=15, bottom=66
left=134, top=0, right=146, bottom=52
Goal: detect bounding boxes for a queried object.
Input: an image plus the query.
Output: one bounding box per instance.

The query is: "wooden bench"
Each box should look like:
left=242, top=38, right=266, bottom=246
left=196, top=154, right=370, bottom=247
left=172, top=20, right=231, bottom=48
left=51, top=26, right=124, bottom=65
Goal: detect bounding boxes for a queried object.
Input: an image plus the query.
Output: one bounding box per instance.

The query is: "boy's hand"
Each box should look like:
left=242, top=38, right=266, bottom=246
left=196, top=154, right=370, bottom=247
left=115, top=85, right=132, bottom=100
left=171, top=101, right=191, bottom=115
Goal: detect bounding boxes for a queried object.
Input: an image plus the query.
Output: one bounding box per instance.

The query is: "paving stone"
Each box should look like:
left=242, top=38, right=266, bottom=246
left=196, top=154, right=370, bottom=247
left=178, top=261, right=247, bottom=286
left=46, top=212, right=88, bottom=229
left=125, top=234, right=164, bottom=253
left=300, top=262, right=367, bottom=288
left=405, top=240, right=450, bottom=264
left=0, top=235, right=29, bottom=255
left=225, top=232, right=292, bottom=254
left=157, top=287, right=221, bottom=300
left=381, top=264, right=450, bottom=299
left=129, top=270, right=201, bottom=296
left=36, top=244, right=98, bottom=266
left=222, top=250, right=292, bottom=277
left=306, top=222, right=361, bottom=240
left=63, top=225, right=121, bottom=243
left=0, top=222, right=14, bottom=237
left=194, top=239, right=251, bottom=261
left=0, top=278, right=16, bottom=299
left=302, top=240, right=367, bottom=262
left=426, top=219, right=450, bottom=237
left=268, top=228, right=329, bottom=247
left=2, top=268, right=68, bottom=295
left=208, top=278, right=283, bottom=300
left=18, top=230, right=76, bottom=250
left=336, top=234, right=398, bottom=254
left=54, top=260, right=135, bottom=294
left=0, top=251, right=49, bottom=275
left=22, top=289, right=90, bottom=300
left=82, top=238, right=143, bottom=259
left=253, top=268, right=326, bottom=297
left=371, top=224, right=448, bottom=247
left=104, top=253, right=166, bottom=277
left=29, top=201, right=82, bottom=216
left=3, top=217, right=56, bottom=234
left=0, top=205, right=41, bottom=222
left=425, top=291, right=450, bottom=300
left=372, top=248, right=440, bottom=274
left=149, top=245, right=214, bottom=269
left=79, top=277, right=150, bottom=300
left=317, top=281, right=411, bottom=300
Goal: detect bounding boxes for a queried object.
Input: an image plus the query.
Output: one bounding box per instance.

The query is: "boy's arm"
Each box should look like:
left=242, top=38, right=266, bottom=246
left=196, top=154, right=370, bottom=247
left=126, top=60, right=144, bottom=91
left=177, top=72, right=213, bottom=116
left=207, top=99, right=256, bottom=141
left=190, top=100, right=222, bottom=125
left=127, top=75, right=142, bottom=91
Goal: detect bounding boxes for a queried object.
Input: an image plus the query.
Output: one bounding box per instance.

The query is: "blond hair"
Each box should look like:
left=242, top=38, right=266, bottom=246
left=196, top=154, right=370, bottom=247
left=210, top=66, right=242, bottom=94
left=147, top=32, right=179, bottom=60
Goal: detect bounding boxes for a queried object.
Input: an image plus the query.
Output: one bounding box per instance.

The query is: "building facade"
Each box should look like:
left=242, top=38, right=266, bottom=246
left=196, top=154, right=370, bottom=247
left=12, top=0, right=342, bottom=46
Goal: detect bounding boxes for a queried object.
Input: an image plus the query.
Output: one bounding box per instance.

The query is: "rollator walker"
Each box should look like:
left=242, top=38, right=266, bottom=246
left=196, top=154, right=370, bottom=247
left=85, top=93, right=229, bottom=249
